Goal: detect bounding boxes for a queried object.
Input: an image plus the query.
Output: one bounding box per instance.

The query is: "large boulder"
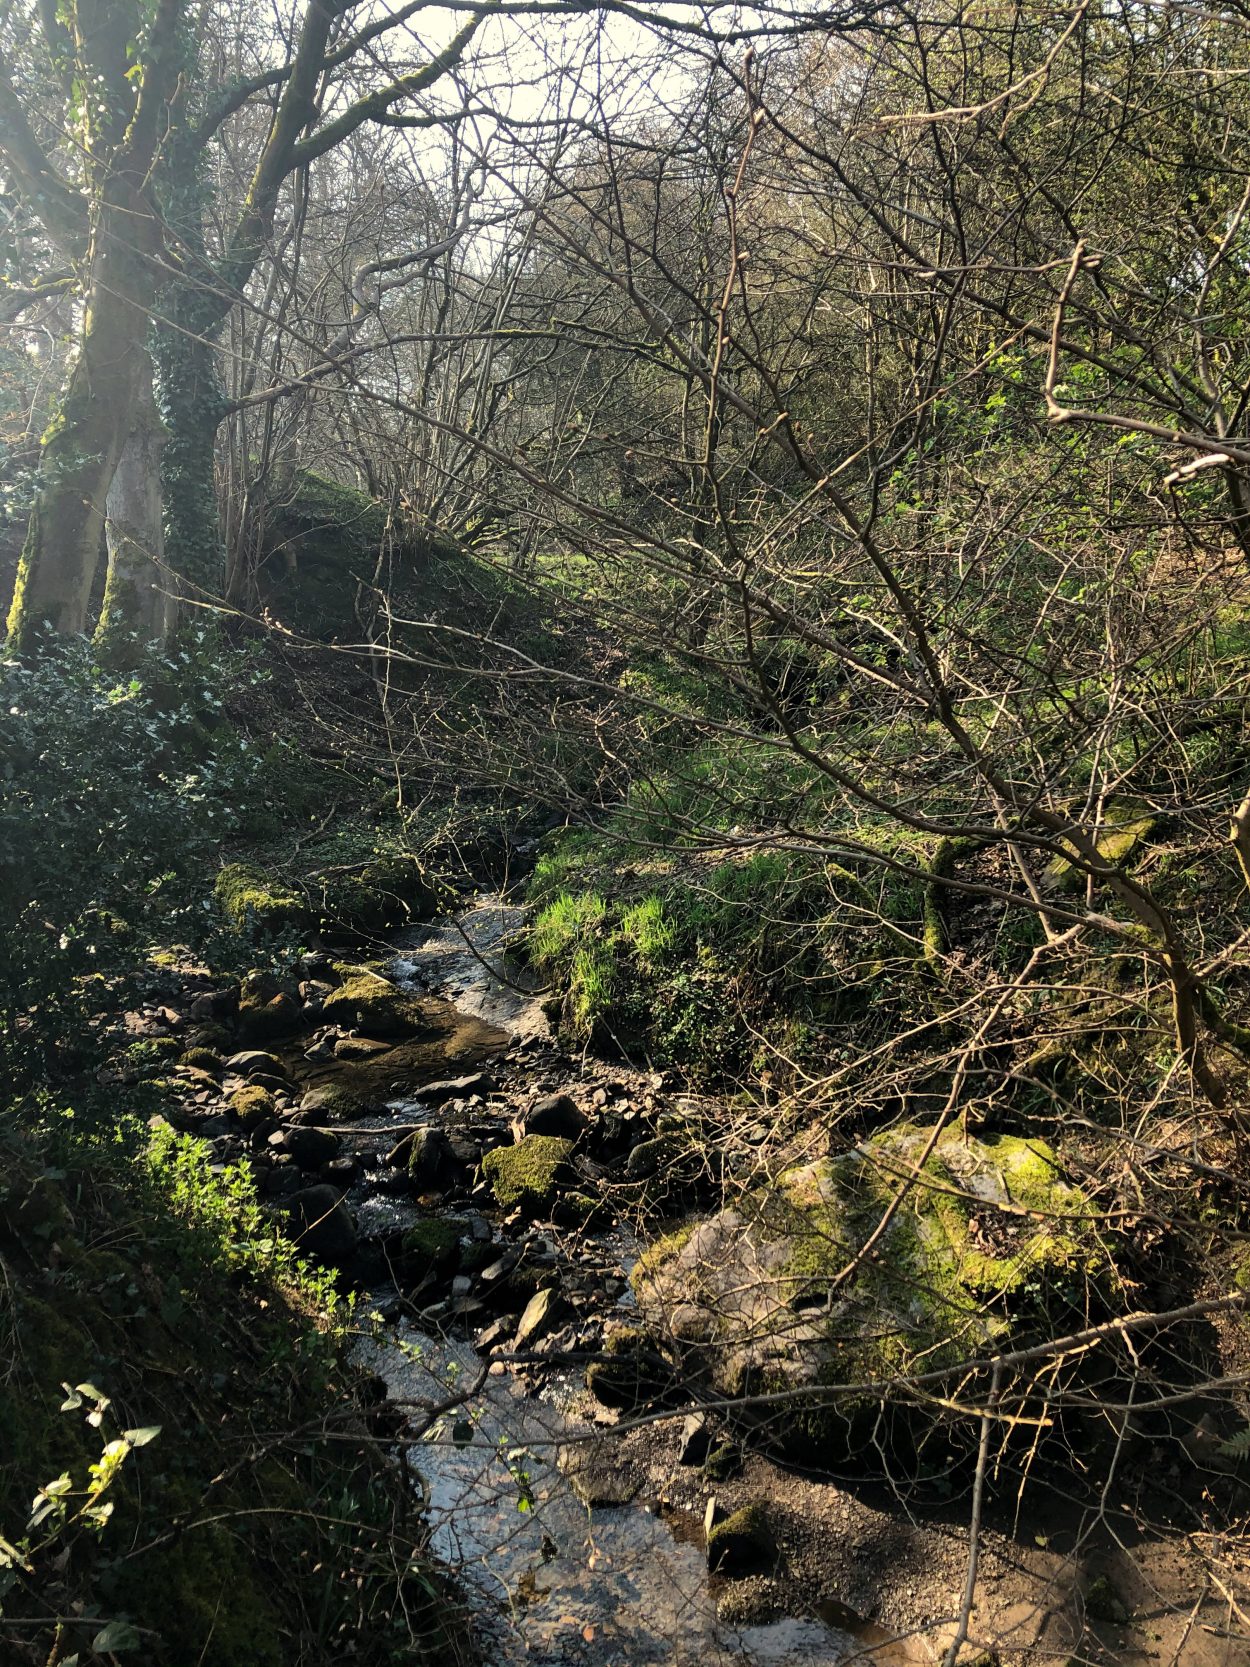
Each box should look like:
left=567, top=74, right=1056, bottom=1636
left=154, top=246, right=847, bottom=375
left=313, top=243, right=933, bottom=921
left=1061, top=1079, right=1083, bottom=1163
left=281, top=1185, right=357, bottom=1266
left=322, top=971, right=430, bottom=1038
left=482, top=1135, right=574, bottom=1214
left=314, top=856, right=441, bottom=936
left=634, top=1125, right=1111, bottom=1462
left=215, top=863, right=310, bottom=934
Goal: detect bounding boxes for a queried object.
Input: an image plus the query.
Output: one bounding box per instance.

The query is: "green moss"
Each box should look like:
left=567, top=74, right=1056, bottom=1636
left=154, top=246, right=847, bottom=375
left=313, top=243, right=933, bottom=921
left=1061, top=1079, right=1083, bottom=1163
left=402, top=1217, right=464, bottom=1268
left=482, top=1135, right=574, bottom=1211
left=316, top=855, right=442, bottom=936
left=178, top=1046, right=223, bottom=1073
left=774, top=1126, right=1108, bottom=1383
left=1047, top=801, right=1156, bottom=891
left=706, top=1502, right=774, bottom=1572
left=301, top=1083, right=366, bottom=1121
left=215, top=862, right=310, bottom=933
left=632, top=1222, right=696, bottom=1286
left=322, top=971, right=430, bottom=1037
left=229, top=1084, right=276, bottom=1127
left=125, top=1035, right=182, bottom=1069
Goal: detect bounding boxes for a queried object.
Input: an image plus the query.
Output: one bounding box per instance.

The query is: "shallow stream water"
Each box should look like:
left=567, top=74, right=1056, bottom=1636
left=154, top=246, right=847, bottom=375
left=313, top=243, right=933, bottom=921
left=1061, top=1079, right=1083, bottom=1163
left=352, top=897, right=916, bottom=1666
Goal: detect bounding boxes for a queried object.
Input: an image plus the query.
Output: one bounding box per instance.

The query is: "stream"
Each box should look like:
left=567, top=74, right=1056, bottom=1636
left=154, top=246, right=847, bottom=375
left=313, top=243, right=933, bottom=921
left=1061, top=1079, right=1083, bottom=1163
left=334, top=897, right=918, bottom=1667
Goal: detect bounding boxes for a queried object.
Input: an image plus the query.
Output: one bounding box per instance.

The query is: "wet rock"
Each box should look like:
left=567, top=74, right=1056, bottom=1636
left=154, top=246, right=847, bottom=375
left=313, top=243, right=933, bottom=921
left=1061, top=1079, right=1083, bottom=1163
left=513, top=1287, right=567, bottom=1351
left=482, top=1135, right=574, bottom=1214
left=474, top=1315, right=514, bottom=1355
left=522, top=1092, right=586, bottom=1140
left=416, top=1071, right=491, bottom=1105
left=677, top=1412, right=711, bottom=1466
left=262, top=1164, right=304, bottom=1199
left=406, top=1127, right=459, bottom=1189
left=300, top=1083, right=367, bottom=1122
left=333, top=1036, right=391, bottom=1060
left=323, top=1155, right=360, bottom=1187
left=281, top=1185, right=357, bottom=1265
left=705, top=1500, right=776, bottom=1578
left=225, top=1049, right=289, bottom=1080
left=402, top=1216, right=464, bottom=1274
left=279, top=1126, right=341, bottom=1169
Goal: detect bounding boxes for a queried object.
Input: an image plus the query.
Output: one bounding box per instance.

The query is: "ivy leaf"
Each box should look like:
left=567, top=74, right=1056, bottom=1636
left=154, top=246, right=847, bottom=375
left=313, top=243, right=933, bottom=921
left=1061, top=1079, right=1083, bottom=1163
left=92, top=1619, right=141, bottom=1652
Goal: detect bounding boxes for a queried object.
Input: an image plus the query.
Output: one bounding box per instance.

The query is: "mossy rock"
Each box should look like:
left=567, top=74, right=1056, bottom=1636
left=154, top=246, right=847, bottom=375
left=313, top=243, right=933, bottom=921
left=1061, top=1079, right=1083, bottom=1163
left=178, top=1046, right=223, bottom=1074
left=125, top=1035, right=182, bottom=1071
left=402, top=1217, right=465, bottom=1273
left=237, top=989, right=304, bottom=1042
left=634, top=1125, right=1114, bottom=1461
left=482, top=1135, right=574, bottom=1213
left=706, top=1501, right=776, bottom=1577
left=215, top=862, right=311, bottom=933
left=229, top=1084, right=277, bottom=1130
left=300, top=1083, right=368, bottom=1121
left=322, top=971, right=430, bottom=1038
left=186, top=1021, right=233, bottom=1053
left=316, top=855, right=442, bottom=936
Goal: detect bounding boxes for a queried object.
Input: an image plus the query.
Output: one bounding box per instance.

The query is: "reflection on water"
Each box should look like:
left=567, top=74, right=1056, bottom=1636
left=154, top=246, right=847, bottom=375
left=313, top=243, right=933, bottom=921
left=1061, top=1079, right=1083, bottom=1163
left=364, top=1323, right=916, bottom=1667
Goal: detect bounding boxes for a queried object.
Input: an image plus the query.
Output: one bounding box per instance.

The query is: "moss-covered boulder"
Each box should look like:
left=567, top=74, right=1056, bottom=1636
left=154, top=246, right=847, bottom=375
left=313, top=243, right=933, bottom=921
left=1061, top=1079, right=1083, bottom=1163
left=634, top=1125, right=1112, bottom=1461
left=402, top=1216, right=464, bottom=1274
left=299, top=1083, right=368, bottom=1122
left=482, top=1135, right=574, bottom=1213
left=229, top=1084, right=277, bottom=1130
left=706, top=1501, right=776, bottom=1577
left=178, top=1046, right=223, bottom=1074
left=215, top=863, right=311, bottom=934
left=322, top=971, right=430, bottom=1038
left=237, top=988, right=303, bottom=1042
left=316, top=856, right=441, bottom=936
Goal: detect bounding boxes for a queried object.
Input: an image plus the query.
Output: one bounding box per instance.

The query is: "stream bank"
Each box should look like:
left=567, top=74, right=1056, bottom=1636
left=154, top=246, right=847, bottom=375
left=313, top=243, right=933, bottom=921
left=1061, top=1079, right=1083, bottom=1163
left=125, top=895, right=1248, bottom=1667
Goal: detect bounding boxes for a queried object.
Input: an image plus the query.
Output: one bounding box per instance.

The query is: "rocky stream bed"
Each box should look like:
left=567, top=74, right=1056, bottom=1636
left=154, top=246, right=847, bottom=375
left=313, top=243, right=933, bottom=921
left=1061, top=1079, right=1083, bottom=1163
left=117, top=897, right=1247, bottom=1667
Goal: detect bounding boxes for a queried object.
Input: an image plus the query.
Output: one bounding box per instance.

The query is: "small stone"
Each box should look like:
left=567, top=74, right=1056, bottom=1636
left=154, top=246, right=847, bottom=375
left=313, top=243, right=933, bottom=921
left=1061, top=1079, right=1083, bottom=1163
left=474, top=1316, right=514, bottom=1355
left=514, top=1287, right=567, bottom=1351
left=333, top=1036, right=391, bottom=1060
left=416, top=1072, right=490, bottom=1104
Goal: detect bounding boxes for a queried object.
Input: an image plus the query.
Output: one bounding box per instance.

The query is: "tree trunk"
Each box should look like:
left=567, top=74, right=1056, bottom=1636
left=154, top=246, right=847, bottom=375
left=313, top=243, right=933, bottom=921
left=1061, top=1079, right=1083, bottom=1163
left=96, top=354, right=175, bottom=653
left=6, top=183, right=157, bottom=651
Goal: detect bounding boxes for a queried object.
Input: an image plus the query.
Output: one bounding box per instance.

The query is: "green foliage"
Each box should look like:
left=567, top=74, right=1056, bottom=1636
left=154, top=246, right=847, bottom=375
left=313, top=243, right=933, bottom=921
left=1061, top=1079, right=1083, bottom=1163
left=0, top=639, right=261, bottom=1087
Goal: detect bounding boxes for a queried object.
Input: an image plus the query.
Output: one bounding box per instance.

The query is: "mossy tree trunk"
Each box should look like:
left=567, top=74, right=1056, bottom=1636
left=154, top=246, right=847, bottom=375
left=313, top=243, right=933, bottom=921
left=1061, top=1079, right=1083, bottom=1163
left=6, top=182, right=159, bottom=650
left=97, top=353, right=176, bottom=654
